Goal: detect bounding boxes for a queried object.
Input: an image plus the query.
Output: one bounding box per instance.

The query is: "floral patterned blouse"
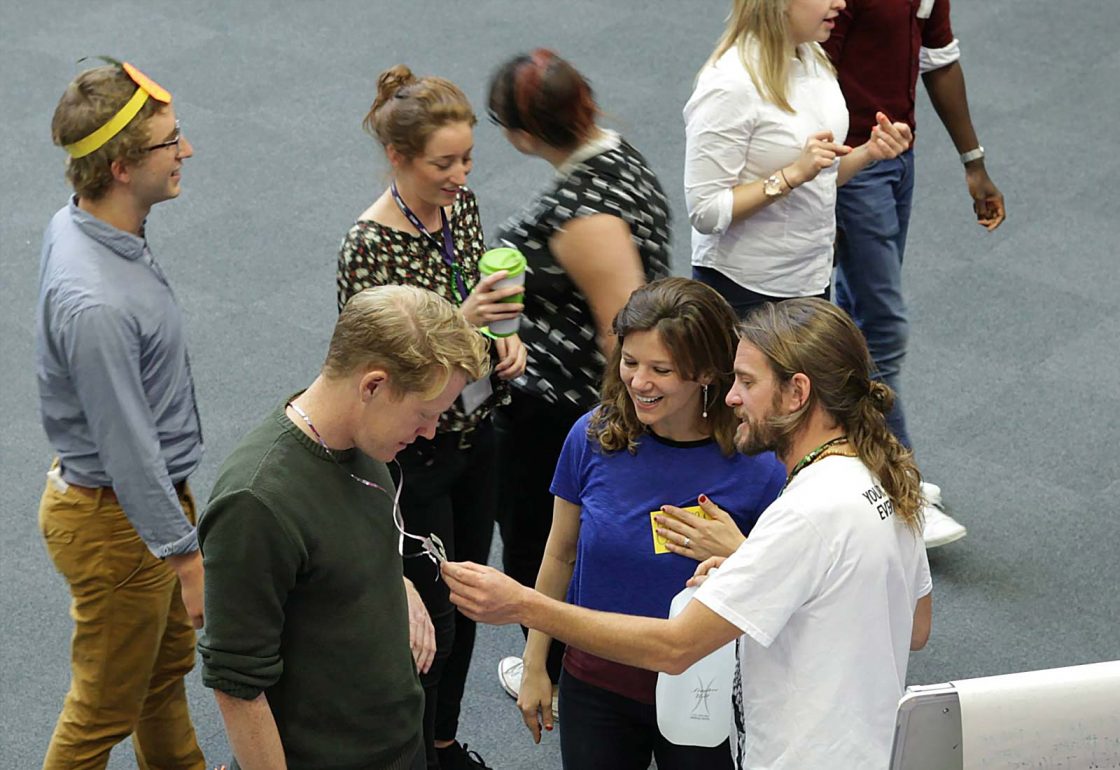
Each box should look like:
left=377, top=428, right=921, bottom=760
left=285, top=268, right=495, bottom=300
left=337, top=187, right=508, bottom=435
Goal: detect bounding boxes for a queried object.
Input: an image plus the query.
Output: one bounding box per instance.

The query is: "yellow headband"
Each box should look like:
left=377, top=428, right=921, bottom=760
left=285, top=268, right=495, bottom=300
left=63, top=62, right=172, bottom=159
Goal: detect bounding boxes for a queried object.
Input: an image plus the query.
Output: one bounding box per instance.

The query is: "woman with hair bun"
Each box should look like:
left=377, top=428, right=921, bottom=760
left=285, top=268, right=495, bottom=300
left=337, top=64, right=524, bottom=770
left=514, top=277, right=786, bottom=768
left=484, top=49, right=672, bottom=708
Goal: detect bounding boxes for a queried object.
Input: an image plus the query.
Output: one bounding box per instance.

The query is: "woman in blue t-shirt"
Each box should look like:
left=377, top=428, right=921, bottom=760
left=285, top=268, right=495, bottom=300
left=515, top=277, right=786, bottom=769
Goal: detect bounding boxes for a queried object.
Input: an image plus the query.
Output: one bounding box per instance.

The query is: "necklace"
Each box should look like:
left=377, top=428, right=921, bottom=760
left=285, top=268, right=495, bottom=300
left=287, top=400, right=395, bottom=495
left=783, top=435, right=850, bottom=492
left=815, top=446, right=858, bottom=463
left=285, top=400, right=447, bottom=569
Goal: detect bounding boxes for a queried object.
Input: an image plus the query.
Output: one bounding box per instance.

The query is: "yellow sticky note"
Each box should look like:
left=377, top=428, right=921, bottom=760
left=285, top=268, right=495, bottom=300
left=650, top=505, right=711, bottom=554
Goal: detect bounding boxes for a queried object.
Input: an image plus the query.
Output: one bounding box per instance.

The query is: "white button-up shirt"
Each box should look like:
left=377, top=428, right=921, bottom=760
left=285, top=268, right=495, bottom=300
left=684, top=43, right=848, bottom=297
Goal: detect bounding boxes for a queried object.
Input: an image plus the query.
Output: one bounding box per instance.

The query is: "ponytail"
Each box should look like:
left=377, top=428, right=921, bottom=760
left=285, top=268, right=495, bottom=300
left=740, top=299, right=925, bottom=533
left=849, top=381, right=923, bottom=531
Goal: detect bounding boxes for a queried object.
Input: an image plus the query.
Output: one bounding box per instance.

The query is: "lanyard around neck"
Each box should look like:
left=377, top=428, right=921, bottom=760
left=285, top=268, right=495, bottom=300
left=390, top=182, right=468, bottom=302
left=285, top=400, right=447, bottom=571
left=783, top=435, right=850, bottom=492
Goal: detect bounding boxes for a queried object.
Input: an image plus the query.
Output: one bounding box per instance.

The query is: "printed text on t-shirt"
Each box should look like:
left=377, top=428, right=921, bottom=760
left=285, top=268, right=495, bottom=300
left=861, top=485, right=895, bottom=520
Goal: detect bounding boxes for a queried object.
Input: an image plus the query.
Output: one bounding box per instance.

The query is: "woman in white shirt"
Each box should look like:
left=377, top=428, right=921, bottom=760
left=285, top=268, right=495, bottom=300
left=685, top=0, right=913, bottom=315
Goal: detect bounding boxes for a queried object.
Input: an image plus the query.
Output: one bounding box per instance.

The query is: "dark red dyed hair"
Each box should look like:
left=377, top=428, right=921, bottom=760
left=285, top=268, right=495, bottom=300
left=486, top=49, right=597, bottom=150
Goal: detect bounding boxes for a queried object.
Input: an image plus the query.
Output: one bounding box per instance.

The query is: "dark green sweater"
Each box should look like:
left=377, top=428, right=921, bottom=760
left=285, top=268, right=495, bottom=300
left=199, top=403, right=422, bottom=769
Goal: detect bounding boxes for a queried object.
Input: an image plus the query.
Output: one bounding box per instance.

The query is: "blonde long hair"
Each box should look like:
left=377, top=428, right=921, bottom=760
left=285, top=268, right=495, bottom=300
left=705, top=0, right=833, bottom=113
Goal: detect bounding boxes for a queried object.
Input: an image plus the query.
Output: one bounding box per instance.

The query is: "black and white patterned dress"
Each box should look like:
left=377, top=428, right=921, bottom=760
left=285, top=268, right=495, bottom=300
left=494, top=131, right=671, bottom=412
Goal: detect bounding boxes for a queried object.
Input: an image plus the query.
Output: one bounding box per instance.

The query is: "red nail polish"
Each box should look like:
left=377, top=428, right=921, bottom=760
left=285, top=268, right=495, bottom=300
left=699, top=494, right=708, bottom=503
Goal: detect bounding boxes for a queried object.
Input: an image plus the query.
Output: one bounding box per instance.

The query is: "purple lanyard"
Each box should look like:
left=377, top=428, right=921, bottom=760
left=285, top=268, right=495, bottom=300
left=390, top=182, right=469, bottom=302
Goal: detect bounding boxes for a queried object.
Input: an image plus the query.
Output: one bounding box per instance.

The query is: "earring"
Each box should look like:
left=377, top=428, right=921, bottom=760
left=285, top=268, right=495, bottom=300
left=702, top=384, right=709, bottom=418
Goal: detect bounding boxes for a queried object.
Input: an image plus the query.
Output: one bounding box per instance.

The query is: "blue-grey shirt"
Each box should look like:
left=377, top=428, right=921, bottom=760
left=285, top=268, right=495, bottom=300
left=36, top=197, right=203, bottom=557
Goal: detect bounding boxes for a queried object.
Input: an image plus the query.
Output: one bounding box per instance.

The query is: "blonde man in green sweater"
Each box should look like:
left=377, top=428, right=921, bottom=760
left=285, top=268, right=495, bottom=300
left=199, top=285, right=489, bottom=770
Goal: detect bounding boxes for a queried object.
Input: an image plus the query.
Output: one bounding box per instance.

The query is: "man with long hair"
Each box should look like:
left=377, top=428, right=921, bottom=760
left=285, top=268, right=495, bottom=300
left=444, top=298, right=932, bottom=769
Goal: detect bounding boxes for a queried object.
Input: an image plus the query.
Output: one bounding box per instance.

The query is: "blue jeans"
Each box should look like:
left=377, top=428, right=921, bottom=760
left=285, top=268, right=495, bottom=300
left=835, top=150, right=916, bottom=448
left=558, top=670, right=734, bottom=770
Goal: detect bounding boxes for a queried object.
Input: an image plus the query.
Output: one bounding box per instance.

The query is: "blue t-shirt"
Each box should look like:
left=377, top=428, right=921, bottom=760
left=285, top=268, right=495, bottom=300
left=551, top=411, right=787, bottom=622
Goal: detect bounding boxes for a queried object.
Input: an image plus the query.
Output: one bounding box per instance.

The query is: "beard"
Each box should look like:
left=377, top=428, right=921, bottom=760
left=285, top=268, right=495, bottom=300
left=734, top=391, right=788, bottom=456
left=734, top=415, right=781, bottom=456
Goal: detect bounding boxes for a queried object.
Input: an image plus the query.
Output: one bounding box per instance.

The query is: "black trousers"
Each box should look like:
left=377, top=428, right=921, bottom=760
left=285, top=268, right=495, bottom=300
left=558, top=671, right=734, bottom=770
left=394, top=420, right=497, bottom=768
left=693, top=265, right=830, bottom=317
left=494, top=390, right=585, bottom=683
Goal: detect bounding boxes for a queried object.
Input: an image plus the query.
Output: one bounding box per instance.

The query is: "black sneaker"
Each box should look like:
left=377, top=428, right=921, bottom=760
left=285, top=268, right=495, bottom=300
left=436, top=741, right=492, bottom=769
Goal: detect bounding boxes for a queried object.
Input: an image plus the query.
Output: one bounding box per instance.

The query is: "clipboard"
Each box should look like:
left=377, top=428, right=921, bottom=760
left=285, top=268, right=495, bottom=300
left=889, top=683, right=963, bottom=770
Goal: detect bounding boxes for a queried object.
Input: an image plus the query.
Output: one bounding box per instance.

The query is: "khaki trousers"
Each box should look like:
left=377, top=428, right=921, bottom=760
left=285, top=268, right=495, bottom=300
left=38, top=465, right=205, bottom=770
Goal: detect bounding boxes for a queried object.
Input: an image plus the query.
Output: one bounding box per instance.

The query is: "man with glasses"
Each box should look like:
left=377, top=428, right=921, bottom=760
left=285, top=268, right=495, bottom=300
left=198, top=285, right=490, bottom=769
left=36, top=61, right=204, bottom=768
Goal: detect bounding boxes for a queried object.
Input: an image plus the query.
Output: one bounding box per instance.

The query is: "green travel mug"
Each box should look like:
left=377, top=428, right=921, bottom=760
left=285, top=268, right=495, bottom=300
left=477, top=247, right=527, bottom=337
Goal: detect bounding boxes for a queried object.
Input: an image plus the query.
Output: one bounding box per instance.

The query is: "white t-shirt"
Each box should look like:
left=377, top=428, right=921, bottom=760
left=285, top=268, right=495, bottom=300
left=684, top=42, right=849, bottom=297
left=695, top=456, right=931, bottom=769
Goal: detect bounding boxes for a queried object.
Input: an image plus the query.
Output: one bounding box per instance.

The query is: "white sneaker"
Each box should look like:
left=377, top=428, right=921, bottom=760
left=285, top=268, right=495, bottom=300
left=922, top=503, right=967, bottom=548
left=920, top=481, right=943, bottom=508
left=497, top=655, right=559, bottom=722
left=498, top=656, right=523, bottom=699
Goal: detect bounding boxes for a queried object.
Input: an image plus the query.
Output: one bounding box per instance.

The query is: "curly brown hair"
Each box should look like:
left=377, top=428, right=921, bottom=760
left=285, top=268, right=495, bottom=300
left=51, top=64, right=165, bottom=200
left=739, top=299, right=924, bottom=531
left=589, top=277, right=741, bottom=456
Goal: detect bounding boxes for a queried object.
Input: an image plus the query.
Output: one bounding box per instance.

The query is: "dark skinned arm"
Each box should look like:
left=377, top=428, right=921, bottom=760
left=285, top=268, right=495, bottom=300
left=922, top=61, right=1006, bottom=230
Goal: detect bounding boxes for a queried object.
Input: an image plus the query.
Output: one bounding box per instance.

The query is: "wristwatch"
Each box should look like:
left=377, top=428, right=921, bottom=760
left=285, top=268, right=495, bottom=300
left=763, top=173, right=786, bottom=198
left=959, top=146, right=985, bottom=164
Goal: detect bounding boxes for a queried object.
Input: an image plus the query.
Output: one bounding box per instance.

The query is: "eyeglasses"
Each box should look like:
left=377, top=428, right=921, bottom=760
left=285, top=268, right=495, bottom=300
left=487, top=109, right=507, bottom=128
left=145, top=120, right=183, bottom=153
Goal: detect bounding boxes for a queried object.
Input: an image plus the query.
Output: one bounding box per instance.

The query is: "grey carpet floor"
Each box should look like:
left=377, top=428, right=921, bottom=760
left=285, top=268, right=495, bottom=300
left=2, top=0, right=1118, bottom=766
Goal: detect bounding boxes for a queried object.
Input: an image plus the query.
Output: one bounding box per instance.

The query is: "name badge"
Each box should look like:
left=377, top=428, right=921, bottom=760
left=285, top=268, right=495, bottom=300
left=459, top=376, right=493, bottom=415
left=649, top=505, right=709, bottom=554
left=917, top=0, right=935, bottom=19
